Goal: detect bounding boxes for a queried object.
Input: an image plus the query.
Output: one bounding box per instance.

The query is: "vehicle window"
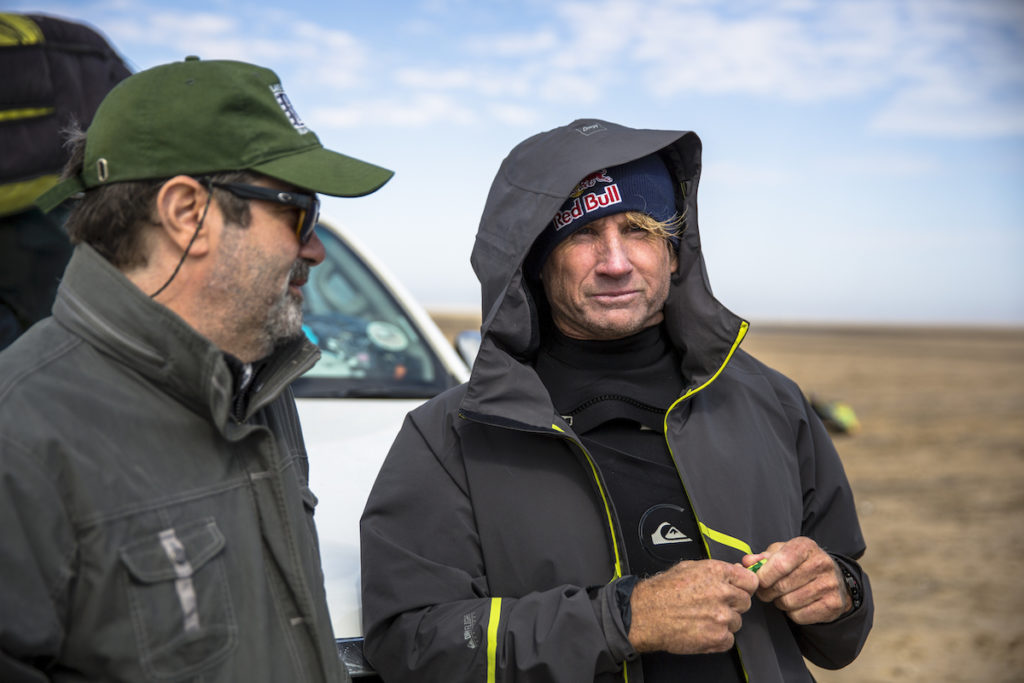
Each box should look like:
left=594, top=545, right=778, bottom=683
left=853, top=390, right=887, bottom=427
left=292, top=225, right=454, bottom=398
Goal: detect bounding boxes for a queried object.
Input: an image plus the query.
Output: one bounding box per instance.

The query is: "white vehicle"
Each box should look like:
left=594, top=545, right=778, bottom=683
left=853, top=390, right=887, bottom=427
left=294, top=218, right=472, bottom=677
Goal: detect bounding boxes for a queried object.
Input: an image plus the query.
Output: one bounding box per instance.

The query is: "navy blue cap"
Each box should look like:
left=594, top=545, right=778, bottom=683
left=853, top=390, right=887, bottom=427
left=526, top=154, right=677, bottom=279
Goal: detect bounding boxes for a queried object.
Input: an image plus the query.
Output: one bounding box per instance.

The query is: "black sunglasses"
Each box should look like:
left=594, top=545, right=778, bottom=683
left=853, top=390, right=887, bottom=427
left=203, top=179, right=320, bottom=244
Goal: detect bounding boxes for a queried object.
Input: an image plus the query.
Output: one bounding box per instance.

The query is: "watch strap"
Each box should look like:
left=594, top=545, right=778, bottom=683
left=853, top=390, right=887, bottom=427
left=838, top=562, right=863, bottom=611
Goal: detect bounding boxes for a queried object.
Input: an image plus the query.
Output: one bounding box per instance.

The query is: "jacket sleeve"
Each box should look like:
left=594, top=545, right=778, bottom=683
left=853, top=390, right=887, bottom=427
left=790, top=395, right=874, bottom=669
left=359, top=412, right=636, bottom=682
left=0, top=436, right=75, bottom=682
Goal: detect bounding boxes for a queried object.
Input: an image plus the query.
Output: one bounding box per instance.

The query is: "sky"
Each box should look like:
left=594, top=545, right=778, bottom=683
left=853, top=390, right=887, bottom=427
left=9, top=0, right=1024, bottom=325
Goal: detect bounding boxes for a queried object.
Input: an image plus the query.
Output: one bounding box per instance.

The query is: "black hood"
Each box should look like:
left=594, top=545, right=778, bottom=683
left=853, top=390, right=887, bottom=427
left=464, top=119, right=747, bottom=423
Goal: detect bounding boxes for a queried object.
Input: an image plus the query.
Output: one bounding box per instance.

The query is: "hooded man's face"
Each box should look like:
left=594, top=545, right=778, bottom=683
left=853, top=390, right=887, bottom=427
left=540, top=212, right=677, bottom=341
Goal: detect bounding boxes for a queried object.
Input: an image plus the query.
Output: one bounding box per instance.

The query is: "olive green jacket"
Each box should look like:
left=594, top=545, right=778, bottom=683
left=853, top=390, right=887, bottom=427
left=0, top=244, right=346, bottom=682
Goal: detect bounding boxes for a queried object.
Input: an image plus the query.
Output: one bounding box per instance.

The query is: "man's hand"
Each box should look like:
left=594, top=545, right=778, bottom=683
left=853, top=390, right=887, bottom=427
left=627, top=560, right=759, bottom=655
left=742, top=536, right=851, bottom=625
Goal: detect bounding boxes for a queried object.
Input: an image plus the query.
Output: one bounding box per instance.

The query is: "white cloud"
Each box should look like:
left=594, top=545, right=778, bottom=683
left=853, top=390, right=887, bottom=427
left=810, top=152, right=939, bottom=177
left=394, top=64, right=542, bottom=100
left=485, top=102, right=542, bottom=126
left=702, top=161, right=796, bottom=188
left=616, top=2, right=893, bottom=100
left=92, top=8, right=371, bottom=87
left=872, top=87, right=1024, bottom=137
left=310, top=93, right=477, bottom=128
left=537, top=71, right=604, bottom=104
left=395, top=67, right=476, bottom=90
left=32, top=0, right=1024, bottom=142
left=465, top=29, right=559, bottom=56
left=446, top=0, right=1024, bottom=137
left=152, top=11, right=235, bottom=36
left=288, top=24, right=369, bottom=90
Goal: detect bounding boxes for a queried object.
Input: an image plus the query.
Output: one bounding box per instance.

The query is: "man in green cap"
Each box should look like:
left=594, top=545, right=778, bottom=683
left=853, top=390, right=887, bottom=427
left=0, top=57, right=392, bottom=682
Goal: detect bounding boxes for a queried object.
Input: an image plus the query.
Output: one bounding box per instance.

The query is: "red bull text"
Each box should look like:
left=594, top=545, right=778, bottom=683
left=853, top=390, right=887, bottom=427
left=553, top=184, right=622, bottom=230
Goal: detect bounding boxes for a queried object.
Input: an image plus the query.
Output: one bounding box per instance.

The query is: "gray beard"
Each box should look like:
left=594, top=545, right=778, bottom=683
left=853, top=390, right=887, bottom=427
left=261, top=260, right=308, bottom=348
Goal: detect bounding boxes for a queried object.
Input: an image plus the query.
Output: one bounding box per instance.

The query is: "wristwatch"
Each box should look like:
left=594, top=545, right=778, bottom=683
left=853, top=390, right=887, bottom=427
left=838, top=563, right=863, bottom=611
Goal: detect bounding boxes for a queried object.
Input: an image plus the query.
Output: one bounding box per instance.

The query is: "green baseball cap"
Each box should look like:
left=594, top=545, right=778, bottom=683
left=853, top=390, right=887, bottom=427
left=36, top=56, right=393, bottom=212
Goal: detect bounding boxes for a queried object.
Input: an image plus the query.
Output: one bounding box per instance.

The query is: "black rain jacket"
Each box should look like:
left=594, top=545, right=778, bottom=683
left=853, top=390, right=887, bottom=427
left=360, top=119, right=873, bottom=682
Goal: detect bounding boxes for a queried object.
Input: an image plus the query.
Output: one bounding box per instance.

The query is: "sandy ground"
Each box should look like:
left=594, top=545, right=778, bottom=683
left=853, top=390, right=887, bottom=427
left=430, top=313, right=1024, bottom=682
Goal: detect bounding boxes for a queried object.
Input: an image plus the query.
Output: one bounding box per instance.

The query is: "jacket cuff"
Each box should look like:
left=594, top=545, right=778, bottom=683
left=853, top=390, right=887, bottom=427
left=595, top=577, right=640, bottom=664
left=614, top=575, right=639, bottom=632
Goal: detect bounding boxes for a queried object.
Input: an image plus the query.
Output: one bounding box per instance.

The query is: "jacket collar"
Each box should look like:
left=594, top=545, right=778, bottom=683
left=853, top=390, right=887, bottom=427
left=53, top=244, right=320, bottom=427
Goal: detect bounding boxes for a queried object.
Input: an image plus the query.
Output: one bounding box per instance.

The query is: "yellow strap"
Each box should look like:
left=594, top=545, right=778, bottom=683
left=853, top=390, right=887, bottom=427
left=699, top=522, right=753, bottom=555
left=486, top=597, right=501, bottom=683
left=0, top=174, right=60, bottom=216
left=0, top=106, right=55, bottom=123
left=0, top=14, right=44, bottom=46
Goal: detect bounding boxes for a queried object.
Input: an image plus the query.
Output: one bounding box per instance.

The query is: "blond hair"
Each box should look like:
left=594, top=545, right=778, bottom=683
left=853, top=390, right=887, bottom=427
left=624, top=209, right=686, bottom=241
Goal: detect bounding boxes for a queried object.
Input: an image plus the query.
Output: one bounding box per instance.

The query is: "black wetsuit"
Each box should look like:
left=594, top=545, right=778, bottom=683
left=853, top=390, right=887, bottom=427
left=535, top=324, right=744, bottom=682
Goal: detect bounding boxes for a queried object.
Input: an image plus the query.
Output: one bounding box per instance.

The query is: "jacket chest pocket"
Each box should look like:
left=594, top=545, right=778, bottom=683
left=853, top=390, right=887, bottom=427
left=119, top=517, right=238, bottom=680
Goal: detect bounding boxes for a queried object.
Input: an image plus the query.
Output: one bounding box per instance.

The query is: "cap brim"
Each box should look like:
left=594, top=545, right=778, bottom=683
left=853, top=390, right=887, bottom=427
left=254, top=147, right=393, bottom=198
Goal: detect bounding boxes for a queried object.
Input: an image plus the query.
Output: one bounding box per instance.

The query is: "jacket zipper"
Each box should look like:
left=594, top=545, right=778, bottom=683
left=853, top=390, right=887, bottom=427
left=662, top=320, right=753, bottom=682
left=550, top=424, right=626, bottom=581
left=461, top=319, right=748, bottom=682
left=553, top=424, right=636, bottom=683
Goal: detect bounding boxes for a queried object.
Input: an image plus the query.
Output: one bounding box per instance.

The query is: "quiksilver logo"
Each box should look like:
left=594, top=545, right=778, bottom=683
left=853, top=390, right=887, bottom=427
left=270, top=84, right=309, bottom=135
left=651, top=522, right=692, bottom=545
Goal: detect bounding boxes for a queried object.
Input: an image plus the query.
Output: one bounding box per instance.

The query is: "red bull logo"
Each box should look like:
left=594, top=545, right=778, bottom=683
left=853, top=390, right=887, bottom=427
left=569, top=169, right=614, bottom=199
left=553, top=183, right=622, bottom=230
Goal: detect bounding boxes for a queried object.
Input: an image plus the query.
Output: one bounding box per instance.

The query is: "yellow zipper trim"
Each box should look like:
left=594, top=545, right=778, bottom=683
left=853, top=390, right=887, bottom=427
left=551, top=423, right=630, bottom=682
left=662, top=320, right=751, bottom=679
left=472, top=323, right=748, bottom=683
left=552, top=423, right=623, bottom=579
left=698, top=522, right=752, bottom=555
left=664, top=320, right=749, bottom=423
left=486, top=597, right=501, bottom=683
left=664, top=320, right=750, bottom=554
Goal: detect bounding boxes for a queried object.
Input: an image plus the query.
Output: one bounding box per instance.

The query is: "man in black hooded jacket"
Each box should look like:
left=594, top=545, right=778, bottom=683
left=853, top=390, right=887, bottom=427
left=360, top=119, right=873, bottom=682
